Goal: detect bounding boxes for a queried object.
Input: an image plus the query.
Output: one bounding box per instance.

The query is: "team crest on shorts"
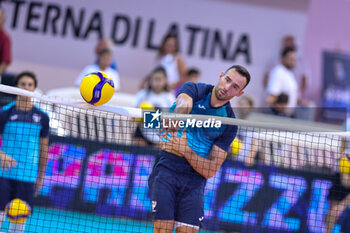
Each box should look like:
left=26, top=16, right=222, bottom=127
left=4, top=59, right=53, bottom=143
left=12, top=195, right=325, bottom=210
left=152, top=201, right=157, bottom=212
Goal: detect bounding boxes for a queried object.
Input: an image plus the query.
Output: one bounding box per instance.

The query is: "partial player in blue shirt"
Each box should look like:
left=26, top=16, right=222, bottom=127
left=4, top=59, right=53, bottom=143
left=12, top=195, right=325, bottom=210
left=0, top=72, right=50, bottom=233
left=148, top=65, right=251, bottom=233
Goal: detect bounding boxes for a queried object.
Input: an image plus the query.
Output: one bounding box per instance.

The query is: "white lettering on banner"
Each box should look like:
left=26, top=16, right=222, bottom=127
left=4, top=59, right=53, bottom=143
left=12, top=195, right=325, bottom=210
left=2, top=0, right=306, bottom=102
left=162, top=118, right=221, bottom=128
left=187, top=119, right=196, bottom=127
left=324, top=87, right=350, bottom=103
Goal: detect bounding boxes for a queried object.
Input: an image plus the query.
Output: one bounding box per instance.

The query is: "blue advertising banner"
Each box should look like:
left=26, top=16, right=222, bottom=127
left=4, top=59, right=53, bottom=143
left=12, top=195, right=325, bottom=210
left=37, top=136, right=338, bottom=233
left=322, top=51, right=350, bottom=120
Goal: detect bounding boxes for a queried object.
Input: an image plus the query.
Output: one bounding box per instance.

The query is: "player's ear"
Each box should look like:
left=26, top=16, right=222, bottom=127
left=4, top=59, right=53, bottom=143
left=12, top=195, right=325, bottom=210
left=219, top=72, right=225, bottom=79
left=237, top=91, right=245, bottom=97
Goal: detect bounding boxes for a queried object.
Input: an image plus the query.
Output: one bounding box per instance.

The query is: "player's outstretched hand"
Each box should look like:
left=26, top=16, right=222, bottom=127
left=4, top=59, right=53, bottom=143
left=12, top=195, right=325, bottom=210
left=161, top=128, right=189, bottom=157
left=0, top=152, right=17, bottom=171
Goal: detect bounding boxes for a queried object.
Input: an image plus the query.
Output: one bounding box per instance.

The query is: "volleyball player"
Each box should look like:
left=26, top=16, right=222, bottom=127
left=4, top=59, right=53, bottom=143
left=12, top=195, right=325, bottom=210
left=148, top=65, right=250, bottom=233
left=0, top=72, right=49, bottom=233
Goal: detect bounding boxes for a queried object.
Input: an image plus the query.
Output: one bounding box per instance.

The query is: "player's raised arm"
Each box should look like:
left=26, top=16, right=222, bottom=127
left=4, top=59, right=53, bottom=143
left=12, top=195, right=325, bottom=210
left=174, top=93, right=193, bottom=114
left=157, top=92, right=193, bottom=139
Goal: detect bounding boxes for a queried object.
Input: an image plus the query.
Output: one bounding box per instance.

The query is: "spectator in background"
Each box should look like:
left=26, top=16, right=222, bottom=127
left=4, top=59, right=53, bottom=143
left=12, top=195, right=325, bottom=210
left=175, top=67, right=200, bottom=95
left=231, top=96, right=265, bottom=167
left=75, top=48, right=120, bottom=91
left=186, top=68, right=200, bottom=83
left=133, top=67, right=175, bottom=146
left=266, top=47, right=298, bottom=116
left=236, top=95, right=254, bottom=120
left=140, top=34, right=187, bottom=91
left=95, top=38, right=118, bottom=71
left=0, top=9, right=11, bottom=76
left=230, top=96, right=255, bottom=162
left=270, top=93, right=290, bottom=117
left=157, top=34, right=187, bottom=90
left=263, top=35, right=308, bottom=96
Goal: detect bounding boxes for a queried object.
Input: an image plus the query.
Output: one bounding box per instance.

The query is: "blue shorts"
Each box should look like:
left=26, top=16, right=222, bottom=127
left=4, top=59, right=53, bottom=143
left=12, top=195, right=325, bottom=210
left=0, top=177, right=35, bottom=211
left=148, top=151, right=206, bottom=228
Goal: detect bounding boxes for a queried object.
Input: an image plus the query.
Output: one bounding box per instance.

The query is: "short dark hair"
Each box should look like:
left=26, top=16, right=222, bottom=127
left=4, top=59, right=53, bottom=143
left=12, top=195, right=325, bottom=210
left=281, top=47, right=296, bottom=58
left=187, top=68, right=200, bottom=77
left=14, top=71, right=37, bottom=88
left=225, top=65, right=251, bottom=89
left=152, top=66, right=167, bottom=76
left=276, top=93, right=289, bottom=104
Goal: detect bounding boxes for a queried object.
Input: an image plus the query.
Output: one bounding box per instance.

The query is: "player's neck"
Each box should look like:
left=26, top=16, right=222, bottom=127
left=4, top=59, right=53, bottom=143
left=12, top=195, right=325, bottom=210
left=16, top=97, right=33, bottom=111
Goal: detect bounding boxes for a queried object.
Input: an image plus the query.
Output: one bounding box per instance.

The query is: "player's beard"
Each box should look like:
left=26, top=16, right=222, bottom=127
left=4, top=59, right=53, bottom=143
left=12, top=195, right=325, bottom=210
left=214, top=87, right=230, bottom=101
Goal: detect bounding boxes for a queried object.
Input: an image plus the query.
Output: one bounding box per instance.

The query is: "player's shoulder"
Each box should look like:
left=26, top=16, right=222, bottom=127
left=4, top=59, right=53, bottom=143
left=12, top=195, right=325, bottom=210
left=179, top=82, right=213, bottom=102
left=33, top=105, right=50, bottom=120
left=182, top=82, right=213, bottom=94
left=0, top=102, right=15, bottom=117
left=1, top=101, right=16, bottom=111
left=224, top=102, right=236, bottom=118
left=187, top=81, right=213, bottom=89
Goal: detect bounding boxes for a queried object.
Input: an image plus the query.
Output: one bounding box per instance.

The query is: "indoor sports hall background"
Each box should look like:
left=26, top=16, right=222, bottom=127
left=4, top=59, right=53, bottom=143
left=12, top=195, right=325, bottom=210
left=0, top=0, right=350, bottom=233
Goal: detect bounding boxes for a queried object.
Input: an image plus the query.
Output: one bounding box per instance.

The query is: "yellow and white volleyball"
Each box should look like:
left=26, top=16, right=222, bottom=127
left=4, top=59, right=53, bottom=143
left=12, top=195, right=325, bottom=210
left=80, top=71, right=115, bottom=106
left=231, top=138, right=242, bottom=155
left=339, top=155, right=350, bottom=174
left=5, top=199, right=31, bottom=224
left=137, top=101, right=155, bottom=122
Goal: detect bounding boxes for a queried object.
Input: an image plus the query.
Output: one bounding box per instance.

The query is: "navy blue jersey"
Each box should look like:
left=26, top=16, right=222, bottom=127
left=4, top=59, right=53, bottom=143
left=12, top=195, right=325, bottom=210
left=0, top=102, right=50, bottom=183
left=179, top=82, right=237, bottom=154
left=158, top=82, right=237, bottom=172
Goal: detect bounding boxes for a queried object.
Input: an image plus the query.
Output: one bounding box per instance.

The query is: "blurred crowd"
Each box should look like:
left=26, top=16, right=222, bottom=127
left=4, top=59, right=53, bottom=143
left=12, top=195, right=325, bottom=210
left=0, top=6, right=339, bottom=154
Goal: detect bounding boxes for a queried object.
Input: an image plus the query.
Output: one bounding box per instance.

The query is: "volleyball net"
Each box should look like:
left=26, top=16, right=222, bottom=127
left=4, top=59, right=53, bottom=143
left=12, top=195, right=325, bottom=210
left=0, top=84, right=349, bottom=233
